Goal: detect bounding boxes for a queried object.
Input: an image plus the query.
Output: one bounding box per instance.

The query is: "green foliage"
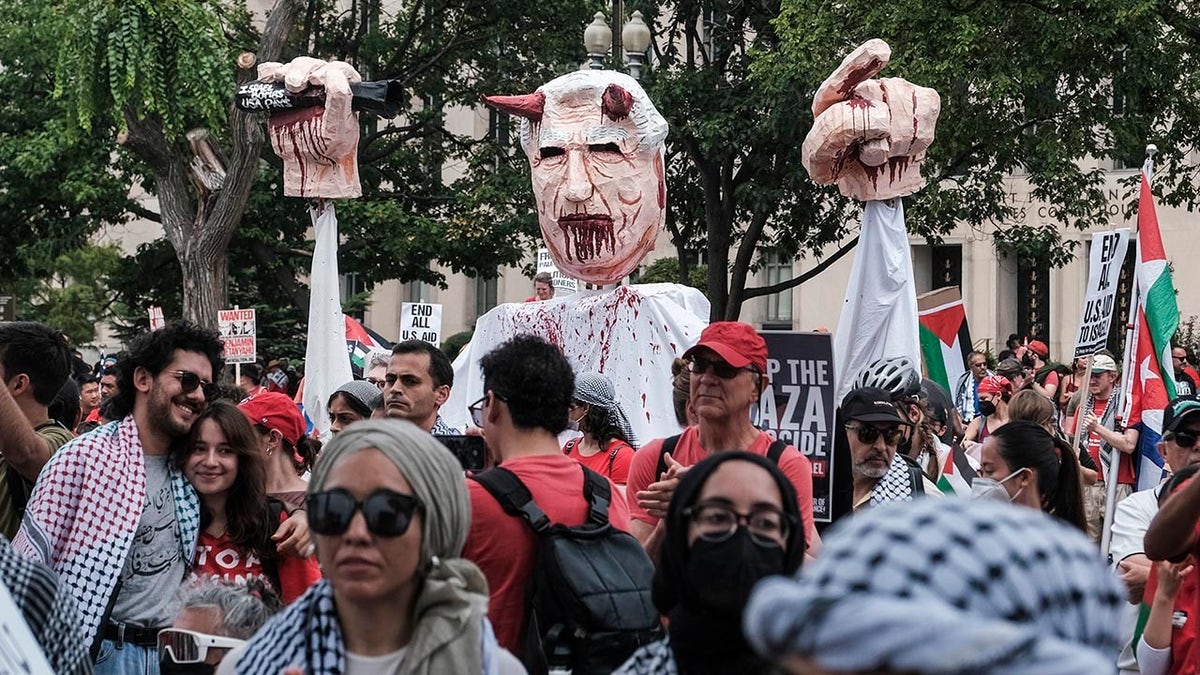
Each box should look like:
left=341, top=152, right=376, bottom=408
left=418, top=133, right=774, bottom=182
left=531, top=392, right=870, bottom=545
left=54, top=0, right=232, bottom=133
left=16, top=244, right=123, bottom=345
left=638, top=257, right=707, bottom=290
left=441, top=331, right=474, bottom=361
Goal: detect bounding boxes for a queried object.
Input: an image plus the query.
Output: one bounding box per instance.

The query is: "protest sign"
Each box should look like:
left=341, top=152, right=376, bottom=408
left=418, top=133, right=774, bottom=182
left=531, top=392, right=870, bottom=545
left=753, top=331, right=837, bottom=522
left=1073, top=229, right=1130, bottom=359
left=401, top=302, right=443, bottom=344
left=0, top=578, right=53, bottom=674
left=218, top=308, right=257, bottom=365
left=148, top=306, right=165, bottom=331
left=537, top=247, right=579, bottom=294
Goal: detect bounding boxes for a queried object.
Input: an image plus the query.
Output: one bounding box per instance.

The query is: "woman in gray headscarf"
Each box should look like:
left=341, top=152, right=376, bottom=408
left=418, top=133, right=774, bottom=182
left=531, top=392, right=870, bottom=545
left=217, top=420, right=525, bottom=675
left=744, top=498, right=1125, bottom=674
left=563, top=372, right=639, bottom=492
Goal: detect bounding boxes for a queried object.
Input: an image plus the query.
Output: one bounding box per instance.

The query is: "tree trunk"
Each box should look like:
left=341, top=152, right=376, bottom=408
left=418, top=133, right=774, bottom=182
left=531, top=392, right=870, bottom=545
left=180, top=246, right=229, bottom=328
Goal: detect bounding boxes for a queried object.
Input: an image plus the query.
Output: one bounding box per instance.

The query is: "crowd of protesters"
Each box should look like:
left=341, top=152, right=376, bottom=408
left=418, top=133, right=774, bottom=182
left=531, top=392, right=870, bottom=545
left=3, top=317, right=1200, bottom=674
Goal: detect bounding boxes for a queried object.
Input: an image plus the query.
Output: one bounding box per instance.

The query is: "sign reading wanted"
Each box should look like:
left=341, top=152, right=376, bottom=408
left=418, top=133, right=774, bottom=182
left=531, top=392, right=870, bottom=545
left=401, top=302, right=442, bottom=345
left=752, top=331, right=837, bottom=523
left=218, top=308, right=257, bottom=364
left=1073, top=229, right=1130, bottom=359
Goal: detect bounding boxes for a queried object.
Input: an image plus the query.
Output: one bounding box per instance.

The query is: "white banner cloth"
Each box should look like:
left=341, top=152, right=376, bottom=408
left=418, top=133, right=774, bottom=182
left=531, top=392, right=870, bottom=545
left=303, top=203, right=352, bottom=439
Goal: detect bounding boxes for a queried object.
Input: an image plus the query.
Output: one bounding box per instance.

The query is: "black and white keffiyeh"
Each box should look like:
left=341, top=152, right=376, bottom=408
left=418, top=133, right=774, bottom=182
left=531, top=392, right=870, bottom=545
left=0, top=536, right=91, bottom=675
left=869, top=452, right=916, bottom=505
left=744, top=499, right=1126, bottom=674
left=574, top=372, right=639, bottom=447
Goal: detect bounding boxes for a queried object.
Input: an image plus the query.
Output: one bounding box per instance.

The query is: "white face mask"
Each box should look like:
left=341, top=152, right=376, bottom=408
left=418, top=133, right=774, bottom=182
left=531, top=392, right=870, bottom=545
left=970, top=468, right=1028, bottom=503
left=566, top=411, right=585, bottom=432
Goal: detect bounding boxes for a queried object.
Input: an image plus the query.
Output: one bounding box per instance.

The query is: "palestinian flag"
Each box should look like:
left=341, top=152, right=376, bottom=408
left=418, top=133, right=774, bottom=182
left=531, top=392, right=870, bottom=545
left=935, top=441, right=975, bottom=497
left=345, top=314, right=393, bottom=376
left=1122, top=164, right=1177, bottom=492
left=917, top=287, right=973, bottom=394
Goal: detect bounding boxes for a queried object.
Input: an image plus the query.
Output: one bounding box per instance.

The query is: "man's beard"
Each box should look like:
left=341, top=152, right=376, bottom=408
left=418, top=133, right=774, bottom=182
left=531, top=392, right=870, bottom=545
left=146, top=387, right=197, bottom=440
left=853, top=456, right=890, bottom=479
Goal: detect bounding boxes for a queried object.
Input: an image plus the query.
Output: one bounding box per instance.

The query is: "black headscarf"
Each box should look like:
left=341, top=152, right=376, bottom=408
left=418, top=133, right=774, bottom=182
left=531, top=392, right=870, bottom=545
left=653, top=451, right=805, bottom=674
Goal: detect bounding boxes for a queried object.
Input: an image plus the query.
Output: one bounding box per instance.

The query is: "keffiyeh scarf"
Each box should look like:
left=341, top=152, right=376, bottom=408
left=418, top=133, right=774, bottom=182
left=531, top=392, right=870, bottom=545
left=12, top=416, right=199, bottom=641
left=869, top=452, right=916, bottom=505
left=574, top=372, right=639, bottom=447
left=237, top=576, right=503, bottom=675
left=744, top=499, right=1126, bottom=674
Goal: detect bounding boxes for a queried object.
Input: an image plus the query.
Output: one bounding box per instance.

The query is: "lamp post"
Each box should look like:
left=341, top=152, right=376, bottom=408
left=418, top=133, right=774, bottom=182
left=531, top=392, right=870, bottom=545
left=584, top=9, right=653, bottom=80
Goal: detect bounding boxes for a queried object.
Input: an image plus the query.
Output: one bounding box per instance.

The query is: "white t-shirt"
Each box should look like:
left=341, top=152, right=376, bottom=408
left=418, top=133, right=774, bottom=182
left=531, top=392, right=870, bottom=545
left=346, top=648, right=407, bottom=675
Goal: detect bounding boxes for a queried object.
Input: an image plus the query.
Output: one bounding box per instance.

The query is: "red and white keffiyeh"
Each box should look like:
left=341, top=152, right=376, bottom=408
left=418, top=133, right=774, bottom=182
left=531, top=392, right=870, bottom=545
left=12, top=416, right=199, bottom=641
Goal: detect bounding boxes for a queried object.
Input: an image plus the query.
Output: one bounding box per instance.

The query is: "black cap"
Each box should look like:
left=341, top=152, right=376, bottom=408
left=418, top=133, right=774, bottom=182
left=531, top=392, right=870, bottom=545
left=842, top=387, right=908, bottom=425
left=1163, top=396, right=1200, bottom=434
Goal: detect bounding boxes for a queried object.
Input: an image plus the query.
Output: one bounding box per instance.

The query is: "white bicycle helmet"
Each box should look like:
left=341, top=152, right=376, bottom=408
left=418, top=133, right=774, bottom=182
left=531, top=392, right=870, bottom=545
left=854, top=355, right=922, bottom=401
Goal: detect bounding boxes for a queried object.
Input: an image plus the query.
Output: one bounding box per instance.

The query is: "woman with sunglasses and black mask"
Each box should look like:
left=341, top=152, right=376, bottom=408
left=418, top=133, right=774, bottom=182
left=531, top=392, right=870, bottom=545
left=217, top=420, right=524, bottom=675
left=615, top=451, right=805, bottom=675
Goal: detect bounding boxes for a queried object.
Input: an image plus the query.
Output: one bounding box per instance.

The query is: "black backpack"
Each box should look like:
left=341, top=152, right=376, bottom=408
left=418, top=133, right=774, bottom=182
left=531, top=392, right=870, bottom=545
left=472, top=465, right=663, bottom=675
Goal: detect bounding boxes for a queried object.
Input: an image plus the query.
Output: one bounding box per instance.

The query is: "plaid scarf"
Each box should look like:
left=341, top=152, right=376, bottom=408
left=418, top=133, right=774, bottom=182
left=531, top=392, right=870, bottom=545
left=12, top=416, right=199, bottom=642
left=236, top=578, right=503, bottom=675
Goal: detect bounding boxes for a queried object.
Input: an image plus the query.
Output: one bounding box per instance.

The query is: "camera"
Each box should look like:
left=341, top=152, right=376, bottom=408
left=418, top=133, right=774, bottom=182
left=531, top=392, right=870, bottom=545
left=434, top=434, right=487, bottom=472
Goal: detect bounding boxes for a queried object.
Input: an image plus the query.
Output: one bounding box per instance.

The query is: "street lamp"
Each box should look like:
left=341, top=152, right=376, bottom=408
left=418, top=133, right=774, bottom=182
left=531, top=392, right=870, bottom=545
left=583, top=9, right=653, bottom=80
left=622, top=11, right=652, bottom=81
left=584, top=12, right=612, bottom=70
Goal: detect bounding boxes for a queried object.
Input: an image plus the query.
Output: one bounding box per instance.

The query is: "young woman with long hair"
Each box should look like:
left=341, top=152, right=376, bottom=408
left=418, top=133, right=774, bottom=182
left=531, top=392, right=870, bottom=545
left=976, top=419, right=1087, bottom=531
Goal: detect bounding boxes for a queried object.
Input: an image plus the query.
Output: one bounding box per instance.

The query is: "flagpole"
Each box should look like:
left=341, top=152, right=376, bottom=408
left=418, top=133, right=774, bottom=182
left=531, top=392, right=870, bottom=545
left=1100, top=144, right=1156, bottom=558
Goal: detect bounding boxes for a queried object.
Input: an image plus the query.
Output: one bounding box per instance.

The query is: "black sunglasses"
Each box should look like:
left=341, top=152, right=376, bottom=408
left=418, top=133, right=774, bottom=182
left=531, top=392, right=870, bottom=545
left=169, top=370, right=221, bottom=401
left=687, top=355, right=755, bottom=379
left=845, top=423, right=904, bottom=446
left=307, top=488, right=422, bottom=537
left=1171, top=430, right=1199, bottom=449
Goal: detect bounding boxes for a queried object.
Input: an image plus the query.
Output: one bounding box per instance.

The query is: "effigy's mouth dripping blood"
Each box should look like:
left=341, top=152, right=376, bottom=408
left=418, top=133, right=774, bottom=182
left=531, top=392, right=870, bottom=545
left=558, top=214, right=615, bottom=261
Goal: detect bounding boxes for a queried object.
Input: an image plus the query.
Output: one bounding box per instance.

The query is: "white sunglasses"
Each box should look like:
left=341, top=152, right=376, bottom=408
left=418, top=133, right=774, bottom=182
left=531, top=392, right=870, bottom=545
left=157, top=628, right=245, bottom=664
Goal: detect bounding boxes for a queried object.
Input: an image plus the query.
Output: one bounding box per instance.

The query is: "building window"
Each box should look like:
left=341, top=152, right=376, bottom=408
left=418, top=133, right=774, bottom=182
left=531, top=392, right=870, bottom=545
left=763, top=251, right=793, bottom=328
left=405, top=280, right=433, bottom=305
left=340, top=272, right=366, bottom=321
left=1108, top=241, right=1137, bottom=356
left=931, top=244, right=962, bottom=291
left=474, top=276, right=498, bottom=318
left=1016, top=258, right=1050, bottom=342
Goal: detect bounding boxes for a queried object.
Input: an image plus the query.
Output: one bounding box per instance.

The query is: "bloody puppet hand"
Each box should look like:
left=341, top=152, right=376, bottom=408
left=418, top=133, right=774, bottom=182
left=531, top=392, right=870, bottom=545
left=801, top=39, right=941, bottom=202
left=258, top=57, right=362, bottom=199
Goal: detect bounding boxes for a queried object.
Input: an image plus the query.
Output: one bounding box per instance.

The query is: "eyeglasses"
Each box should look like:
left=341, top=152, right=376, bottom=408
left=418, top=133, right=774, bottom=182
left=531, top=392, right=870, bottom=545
left=157, top=628, right=244, bottom=665
left=970, top=361, right=987, bottom=369
left=468, top=391, right=507, bottom=428
left=684, top=501, right=791, bottom=547
left=687, top=356, right=755, bottom=379
left=307, top=488, right=422, bottom=537
left=169, top=370, right=221, bottom=401
left=845, top=423, right=904, bottom=446
left=365, top=377, right=386, bottom=389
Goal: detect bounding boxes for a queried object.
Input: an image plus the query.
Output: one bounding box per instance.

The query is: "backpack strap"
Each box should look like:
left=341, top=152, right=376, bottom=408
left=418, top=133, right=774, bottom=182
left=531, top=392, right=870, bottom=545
left=766, top=439, right=789, bottom=465
left=655, top=434, right=682, bottom=479
left=581, top=466, right=612, bottom=528
left=471, top=467, right=552, bottom=534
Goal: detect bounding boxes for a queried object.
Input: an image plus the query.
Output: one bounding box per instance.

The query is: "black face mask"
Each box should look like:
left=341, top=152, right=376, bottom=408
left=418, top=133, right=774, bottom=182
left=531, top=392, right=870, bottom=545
left=160, top=660, right=216, bottom=675
left=979, top=400, right=997, bottom=417
left=683, top=528, right=786, bottom=614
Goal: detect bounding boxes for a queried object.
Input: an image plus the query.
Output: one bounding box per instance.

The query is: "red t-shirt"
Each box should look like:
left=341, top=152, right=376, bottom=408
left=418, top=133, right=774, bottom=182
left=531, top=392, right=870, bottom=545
left=463, top=454, right=631, bottom=654
left=624, top=426, right=816, bottom=544
left=562, top=438, right=634, bottom=485
left=192, top=514, right=322, bottom=604
left=1069, top=397, right=1135, bottom=485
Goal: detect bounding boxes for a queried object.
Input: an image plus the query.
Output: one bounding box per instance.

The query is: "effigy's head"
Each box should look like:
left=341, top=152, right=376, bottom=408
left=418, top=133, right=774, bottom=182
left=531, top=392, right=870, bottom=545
left=484, top=71, right=669, bottom=285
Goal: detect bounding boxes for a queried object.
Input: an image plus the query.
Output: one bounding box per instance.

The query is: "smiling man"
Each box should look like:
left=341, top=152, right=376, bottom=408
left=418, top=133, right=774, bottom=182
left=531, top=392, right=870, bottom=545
left=383, top=340, right=458, bottom=435
left=625, top=321, right=816, bottom=558
left=14, top=322, right=223, bottom=675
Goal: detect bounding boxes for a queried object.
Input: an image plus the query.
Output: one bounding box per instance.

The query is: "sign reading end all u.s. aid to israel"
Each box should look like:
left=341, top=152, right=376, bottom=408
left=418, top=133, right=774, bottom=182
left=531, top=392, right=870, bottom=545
left=400, top=302, right=442, bottom=345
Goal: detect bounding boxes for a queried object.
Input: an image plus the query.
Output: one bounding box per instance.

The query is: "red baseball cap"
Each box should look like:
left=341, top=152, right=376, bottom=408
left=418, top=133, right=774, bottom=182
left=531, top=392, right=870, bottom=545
left=238, top=392, right=306, bottom=446
left=1027, top=340, right=1049, bottom=359
left=682, top=322, right=769, bottom=373
left=977, top=375, right=1013, bottom=397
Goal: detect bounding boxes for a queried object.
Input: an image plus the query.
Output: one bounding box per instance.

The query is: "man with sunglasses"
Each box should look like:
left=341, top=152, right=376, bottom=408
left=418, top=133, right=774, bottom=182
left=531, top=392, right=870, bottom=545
left=159, top=578, right=277, bottom=674
left=953, top=350, right=992, bottom=425
left=14, top=321, right=224, bottom=675
left=0, top=321, right=73, bottom=539
left=839, top=387, right=939, bottom=514
left=1112, top=396, right=1200, bottom=672
left=626, top=321, right=816, bottom=558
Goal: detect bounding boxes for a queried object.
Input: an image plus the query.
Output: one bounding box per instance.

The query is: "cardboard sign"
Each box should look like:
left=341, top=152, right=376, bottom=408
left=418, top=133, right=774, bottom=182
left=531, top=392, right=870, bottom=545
left=537, top=247, right=579, bottom=294
left=218, top=308, right=257, bottom=365
left=148, top=306, right=166, bottom=331
left=1073, top=229, right=1130, bottom=359
left=0, top=578, right=54, bottom=674
left=400, top=302, right=442, bottom=345
left=752, top=331, right=837, bottom=523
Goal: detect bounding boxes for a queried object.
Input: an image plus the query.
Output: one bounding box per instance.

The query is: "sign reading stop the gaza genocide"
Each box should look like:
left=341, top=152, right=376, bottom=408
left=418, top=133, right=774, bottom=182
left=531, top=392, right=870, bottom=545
left=218, top=308, right=257, bottom=364
left=401, top=302, right=443, bottom=345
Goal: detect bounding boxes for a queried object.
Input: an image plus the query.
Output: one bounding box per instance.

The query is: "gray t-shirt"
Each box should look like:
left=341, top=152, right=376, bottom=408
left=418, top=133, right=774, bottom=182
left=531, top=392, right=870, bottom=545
left=111, top=454, right=187, bottom=626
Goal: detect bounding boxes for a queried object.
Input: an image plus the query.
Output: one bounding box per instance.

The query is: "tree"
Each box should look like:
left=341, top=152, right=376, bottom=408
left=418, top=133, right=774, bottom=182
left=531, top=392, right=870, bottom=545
left=16, top=245, right=124, bottom=346
left=633, top=0, right=1200, bottom=321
